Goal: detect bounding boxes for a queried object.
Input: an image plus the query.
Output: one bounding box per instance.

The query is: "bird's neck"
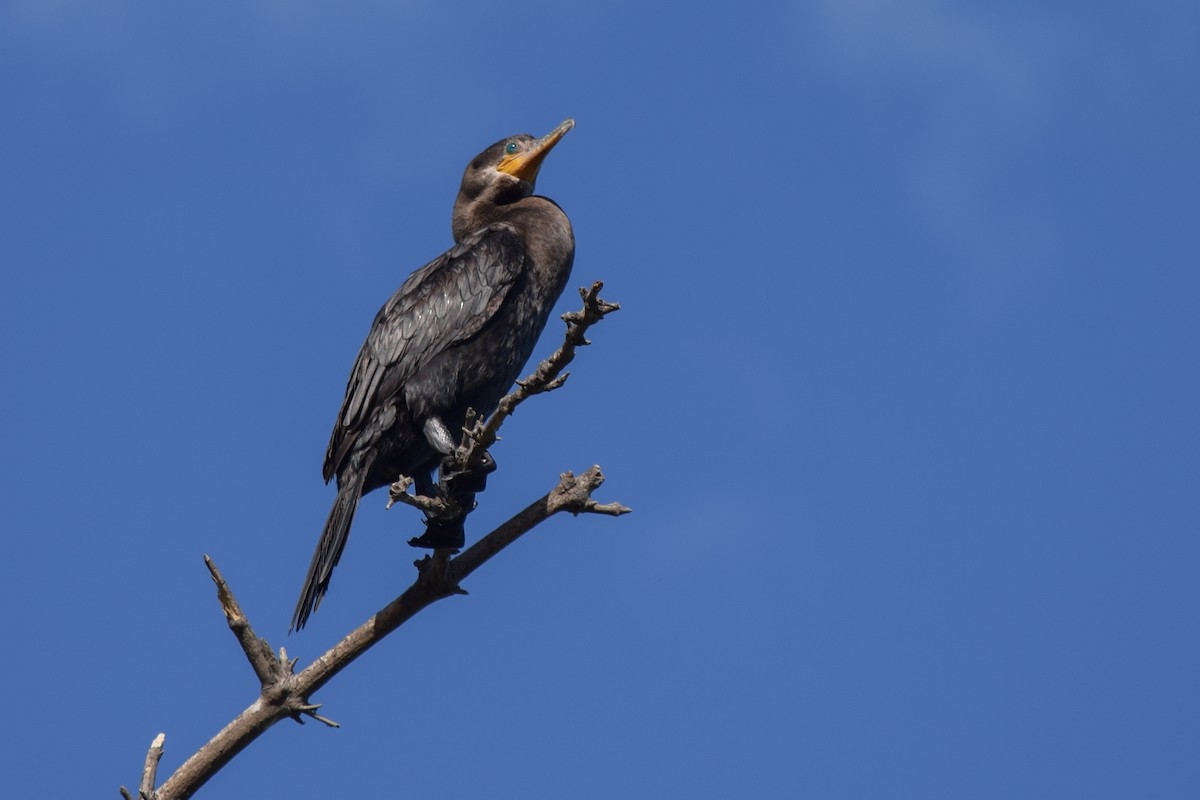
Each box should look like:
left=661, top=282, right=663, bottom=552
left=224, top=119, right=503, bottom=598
left=453, top=194, right=566, bottom=242
left=454, top=194, right=574, bottom=291
left=452, top=179, right=527, bottom=241
left=514, top=196, right=575, bottom=277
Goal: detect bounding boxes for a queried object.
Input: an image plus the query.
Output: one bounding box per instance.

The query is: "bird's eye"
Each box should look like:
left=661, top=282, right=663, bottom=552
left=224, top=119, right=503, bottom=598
left=505, top=142, right=519, bottom=154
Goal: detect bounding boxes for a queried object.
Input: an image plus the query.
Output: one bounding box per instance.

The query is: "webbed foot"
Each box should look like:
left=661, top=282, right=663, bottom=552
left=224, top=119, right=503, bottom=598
left=408, top=516, right=465, bottom=551
left=440, top=451, right=497, bottom=495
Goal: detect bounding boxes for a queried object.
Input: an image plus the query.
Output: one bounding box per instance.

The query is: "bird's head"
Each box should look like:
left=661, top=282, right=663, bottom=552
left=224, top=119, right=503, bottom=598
left=453, top=119, right=574, bottom=235
left=490, top=118, right=575, bottom=188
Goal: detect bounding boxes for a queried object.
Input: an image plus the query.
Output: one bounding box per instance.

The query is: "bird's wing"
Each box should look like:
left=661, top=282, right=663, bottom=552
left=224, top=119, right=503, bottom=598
left=323, top=224, right=527, bottom=481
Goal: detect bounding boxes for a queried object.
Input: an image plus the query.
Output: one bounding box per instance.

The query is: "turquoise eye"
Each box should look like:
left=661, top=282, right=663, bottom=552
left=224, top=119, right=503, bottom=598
left=505, top=142, right=518, bottom=154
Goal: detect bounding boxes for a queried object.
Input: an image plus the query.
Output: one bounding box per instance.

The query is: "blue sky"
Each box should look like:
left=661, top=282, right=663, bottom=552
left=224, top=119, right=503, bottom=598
left=2, top=1, right=1198, bottom=797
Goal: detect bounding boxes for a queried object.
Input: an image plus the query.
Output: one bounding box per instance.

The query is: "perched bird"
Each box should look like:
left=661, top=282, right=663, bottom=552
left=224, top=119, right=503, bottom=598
left=291, top=120, right=576, bottom=632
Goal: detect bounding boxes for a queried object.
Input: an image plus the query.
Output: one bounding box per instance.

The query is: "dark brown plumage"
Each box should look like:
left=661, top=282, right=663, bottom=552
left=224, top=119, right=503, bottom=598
left=291, top=120, right=575, bottom=631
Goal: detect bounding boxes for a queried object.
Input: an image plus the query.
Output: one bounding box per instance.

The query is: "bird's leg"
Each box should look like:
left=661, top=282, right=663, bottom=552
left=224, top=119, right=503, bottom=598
left=409, top=416, right=471, bottom=551
left=412, top=468, right=438, bottom=499
left=421, top=414, right=497, bottom=494
left=409, top=451, right=498, bottom=550
left=422, top=416, right=458, bottom=457
left=409, top=414, right=502, bottom=551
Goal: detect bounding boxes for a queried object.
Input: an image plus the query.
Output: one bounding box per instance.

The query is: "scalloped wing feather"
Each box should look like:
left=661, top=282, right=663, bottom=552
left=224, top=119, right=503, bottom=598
left=322, top=225, right=526, bottom=481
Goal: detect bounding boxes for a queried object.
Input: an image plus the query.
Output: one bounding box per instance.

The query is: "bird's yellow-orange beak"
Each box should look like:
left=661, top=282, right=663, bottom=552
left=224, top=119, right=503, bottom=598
left=496, top=118, right=574, bottom=183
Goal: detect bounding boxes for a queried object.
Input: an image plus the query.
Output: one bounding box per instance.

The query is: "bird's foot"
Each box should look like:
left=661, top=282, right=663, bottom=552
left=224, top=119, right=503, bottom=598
left=440, top=451, right=497, bottom=495
left=408, top=452, right=494, bottom=550
left=408, top=516, right=465, bottom=551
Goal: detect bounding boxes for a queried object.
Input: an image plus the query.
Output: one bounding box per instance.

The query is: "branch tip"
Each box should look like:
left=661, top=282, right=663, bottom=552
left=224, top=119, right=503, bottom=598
left=296, top=703, right=341, bottom=728
left=585, top=500, right=633, bottom=516
left=205, top=556, right=284, bottom=687
left=387, top=475, right=414, bottom=508
left=123, top=732, right=166, bottom=800
left=279, top=647, right=299, bottom=673
left=204, top=556, right=243, bottom=626
left=390, top=478, right=456, bottom=516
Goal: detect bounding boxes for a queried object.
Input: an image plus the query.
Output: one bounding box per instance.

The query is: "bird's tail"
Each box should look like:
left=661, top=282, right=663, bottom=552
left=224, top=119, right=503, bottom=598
left=291, top=471, right=365, bottom=632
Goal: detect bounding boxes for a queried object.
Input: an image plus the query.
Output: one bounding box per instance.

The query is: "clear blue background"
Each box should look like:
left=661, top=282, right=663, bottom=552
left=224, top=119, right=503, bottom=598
left=2, top=1, right=1197, bottom=797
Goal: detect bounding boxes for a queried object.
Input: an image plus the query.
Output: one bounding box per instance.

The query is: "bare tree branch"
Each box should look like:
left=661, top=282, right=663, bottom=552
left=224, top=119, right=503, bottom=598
left=206, top=556, right=289, bottom=689
left=295, top=466, right=629, bottom=695
left=120, top=733, right=165, bottom=800
left=385, top=474, right=457, bottom=516
left=455, top=280, right=620, bottom=471
left=126, top=283, right=628, bottom=800
left=145, top=466, right=626, bottom=800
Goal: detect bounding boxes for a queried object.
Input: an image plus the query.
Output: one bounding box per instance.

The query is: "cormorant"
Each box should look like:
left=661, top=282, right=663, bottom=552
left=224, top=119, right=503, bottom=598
left=291, top=119, right=576, bottom=632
